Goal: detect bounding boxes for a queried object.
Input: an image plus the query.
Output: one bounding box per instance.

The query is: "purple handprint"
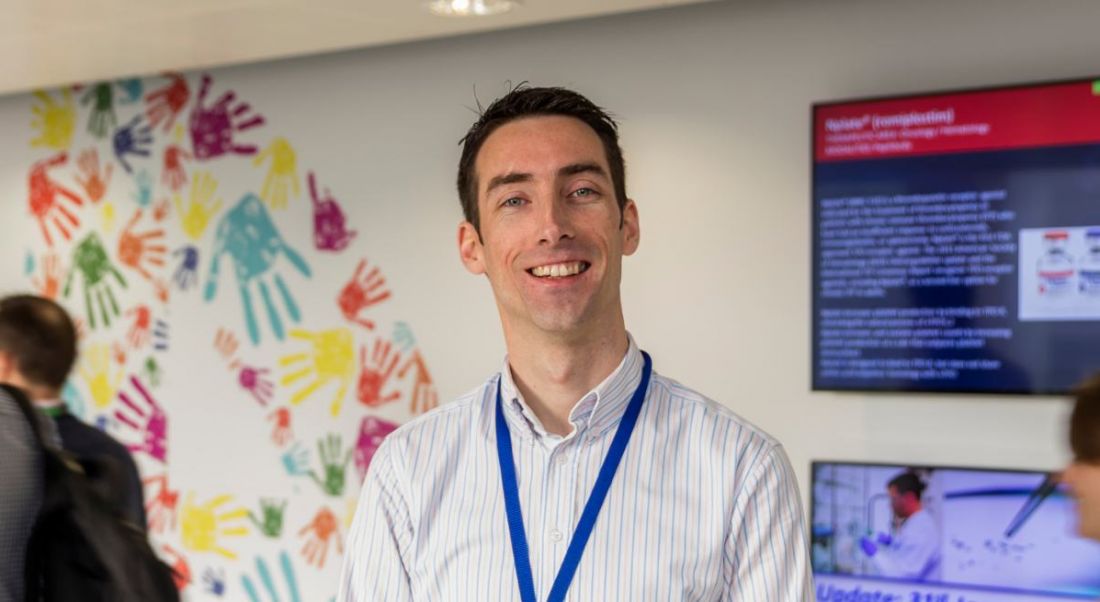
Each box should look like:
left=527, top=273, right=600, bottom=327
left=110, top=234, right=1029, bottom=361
left=114, top=375, right=167, bottom=463
left=189, top=75, right=265, bottom=161
left=308, top=171, right=357, bottom=252
left=354, top=416, right=398, bottom=482
left=112, top=115, right=153, bottom=173
left=238, top=365, right=273, bottom=406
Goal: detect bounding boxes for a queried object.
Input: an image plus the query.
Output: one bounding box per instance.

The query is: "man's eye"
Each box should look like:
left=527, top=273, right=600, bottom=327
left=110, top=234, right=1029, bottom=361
left=502, top=197, right=525, bottom=207
left=572, top=187, right=597, bottom=198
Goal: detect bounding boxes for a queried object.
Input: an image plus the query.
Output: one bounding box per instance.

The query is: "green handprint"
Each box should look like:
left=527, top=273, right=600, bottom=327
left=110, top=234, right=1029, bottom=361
left=81, top=82, right=116, bottom=139
left=142, top=356, right=162, bottom=388
left=64, top=232, right=127, bottom=329
left=308, top=434, right=351, bottom=497
left=248, top=498, right=287, bottom=538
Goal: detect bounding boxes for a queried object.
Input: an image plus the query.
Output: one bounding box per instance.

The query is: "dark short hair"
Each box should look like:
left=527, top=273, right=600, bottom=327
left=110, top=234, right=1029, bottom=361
left=1071, top=373, right=1100, bottom=462
left=0, top=295, right=78, bottom=389
left=888, top=471, right=926, bottom=500
left=456, top=85, right=628, bottom=233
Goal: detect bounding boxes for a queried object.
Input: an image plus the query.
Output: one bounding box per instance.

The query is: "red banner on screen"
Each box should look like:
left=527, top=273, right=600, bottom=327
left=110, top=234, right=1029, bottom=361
left=815, top=80, right=1100, bottom=162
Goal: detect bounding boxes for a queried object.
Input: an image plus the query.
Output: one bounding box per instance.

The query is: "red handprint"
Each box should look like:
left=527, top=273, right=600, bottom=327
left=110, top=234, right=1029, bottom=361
left=145, top=72, right=190, bottom=132
left=161, top=544, right=192, bottom=591
left=125, top=304, right=152, bottom=348
left=268, top=408, right=293, bottom=446
left=399, top=350, right=438, bottom=415
left=118, top=209, right=167, bottom=281
left=74, top=148, right=113, bottom=204
left=354, top=416, right=399, bottom=482
left=239, top=365, right=273, bottom=406
left=28, top=152, right=83, bottom=247
left=337, top=259, right=391, bottom=330
left=356, top=339, right=401, bottom=408
left=31, top=253, right=63, bottom=300
left=162, top=144, right=191, bottom=192
left=143, top=474, right=180, bottom=533
left=298, top=507, right=343, bottom=569
left=189, top=75, right=265, bottom=160
left=115, top=375, right=168, bottom=463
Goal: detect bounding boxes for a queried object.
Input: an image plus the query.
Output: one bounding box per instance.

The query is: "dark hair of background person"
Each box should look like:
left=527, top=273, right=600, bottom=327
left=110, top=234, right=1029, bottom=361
left=888, top=471, right=926, bottom=500
left=0, top=295, right=78, bottom=389
left=456, top=85, right=628, bottom=235
left=1070, top=373, right=1100, bottom=462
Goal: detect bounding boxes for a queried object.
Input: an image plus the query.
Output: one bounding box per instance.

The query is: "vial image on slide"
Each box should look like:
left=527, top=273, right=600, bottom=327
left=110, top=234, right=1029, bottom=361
left=1019, top=226, right=1100, bottom=320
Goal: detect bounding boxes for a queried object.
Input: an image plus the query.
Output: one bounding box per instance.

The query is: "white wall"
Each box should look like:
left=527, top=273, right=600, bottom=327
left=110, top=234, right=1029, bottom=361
left=1, top=0, right=1096, bottom=596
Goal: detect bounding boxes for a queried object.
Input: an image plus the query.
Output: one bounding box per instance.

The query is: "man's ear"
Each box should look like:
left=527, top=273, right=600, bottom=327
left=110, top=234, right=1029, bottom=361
left=621, top=199, right=640, bottom=256
left=0, top=351, right=16, bottom=383
left=458, top=221, right=486, bottom=275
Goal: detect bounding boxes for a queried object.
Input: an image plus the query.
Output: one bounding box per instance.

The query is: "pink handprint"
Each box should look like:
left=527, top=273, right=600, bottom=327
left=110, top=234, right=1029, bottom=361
left=74, top=148, right=113, bottom=204
left=268, top=408, right=293, bottom=447
left=239, top=365, right=273, bottom=406
left=337, top=259, right=391, bottom=330
left=143, top=474, right=180, bottom=534
left=308, top=171, right=357, bottom=252
left=356, top=339, right=401, bottom=408
left=399, top=350, right=439, bottom=415
left=144, top=72, right=190, bottom=132
left=189, top=75, right=265, bottom=160
left=125, top=304, right=152, bottom=348
left=28, top=152, right=83, bottom=247
left=115, top=375, right=168, bottom=463
left=354, top=416, right=398, bottom=482
left=162, top=144, right=191, bottom=192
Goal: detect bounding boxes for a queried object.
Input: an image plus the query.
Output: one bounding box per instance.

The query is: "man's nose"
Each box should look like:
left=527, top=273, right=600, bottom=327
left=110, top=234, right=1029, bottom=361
left=537, top=198, right=574, bottom=244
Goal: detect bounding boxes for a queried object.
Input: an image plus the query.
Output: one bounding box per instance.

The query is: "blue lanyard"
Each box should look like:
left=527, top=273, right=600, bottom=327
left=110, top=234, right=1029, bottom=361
left=495, top=351, right=652, bottom=602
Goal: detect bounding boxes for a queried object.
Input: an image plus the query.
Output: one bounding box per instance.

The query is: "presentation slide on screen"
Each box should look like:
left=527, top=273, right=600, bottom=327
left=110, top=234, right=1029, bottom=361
left=813, top=79, right=1100, bottom=394
left=812, top=463, right=1100, bottom=602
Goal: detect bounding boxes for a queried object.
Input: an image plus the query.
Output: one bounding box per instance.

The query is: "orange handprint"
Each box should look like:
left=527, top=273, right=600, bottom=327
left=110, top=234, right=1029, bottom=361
left=125, top=304, right=152, bottom=348
left=118, top=209, right=167, bottom=281
left=143, top=474, right=180, bottom=534
left=162, top=144, right=191, bottom=192
left=74, top=148, right=113, bottom=204
left=399, top=350, right=439, bottom=415
left=337, top=259, right=391, bottom=330
left=31, top=253, right=64, bottom=299
left=214, top=327, right=240, bottom=366
left=298, top=507, right=343, bottom=569
left=28, top=152, right=83, bottom=247
left=268, top=407, right=293, bottom=447
left=356, top=338, right=401, bottom=408
left=161, top=544, right=192, bottom=591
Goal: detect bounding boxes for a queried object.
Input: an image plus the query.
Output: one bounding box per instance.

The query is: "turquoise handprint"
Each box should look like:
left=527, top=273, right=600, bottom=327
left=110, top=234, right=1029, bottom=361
left=203, top=194, right=311, bottom=345
left=240, top=551, right=301, bottom=602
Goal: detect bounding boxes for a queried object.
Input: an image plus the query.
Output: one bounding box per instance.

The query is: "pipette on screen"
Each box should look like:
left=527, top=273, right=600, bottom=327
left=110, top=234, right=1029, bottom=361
left=1004, top=472, right=1059, bottom=538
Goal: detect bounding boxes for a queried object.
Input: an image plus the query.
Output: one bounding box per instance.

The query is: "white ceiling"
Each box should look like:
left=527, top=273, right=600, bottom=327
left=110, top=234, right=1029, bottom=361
left=2, top=0, right=717, bottom=96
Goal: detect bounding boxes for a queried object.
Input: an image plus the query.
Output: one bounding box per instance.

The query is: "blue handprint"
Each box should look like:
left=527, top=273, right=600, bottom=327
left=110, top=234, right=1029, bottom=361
left=62, top=379, right=87, bottom=420
left=203, top=567, right=227, bottom=596
left=281, top=442, right=310, bottom=477
left=113, top=115, right=153, bottom=173
left=240, top=551, right=300, bottom=602
left=173, top=245, right=200, bottom=290
left=133, top=169, right=154, bottom=207
left=203, top=194, right=311, bottom=345
left=116, top=79, right=144, bottom=104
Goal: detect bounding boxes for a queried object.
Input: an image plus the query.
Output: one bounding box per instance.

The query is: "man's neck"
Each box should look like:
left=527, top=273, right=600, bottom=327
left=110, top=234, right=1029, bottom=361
left=504, top=323, right=630, bottom=437
left=1, top=377, right=60, bottom=403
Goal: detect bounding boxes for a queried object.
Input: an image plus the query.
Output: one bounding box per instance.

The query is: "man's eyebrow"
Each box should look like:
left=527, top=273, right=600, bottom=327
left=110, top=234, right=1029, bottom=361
left=558, top=162, right=607, bottom=179
left=486, top=172, right=532, bottom=193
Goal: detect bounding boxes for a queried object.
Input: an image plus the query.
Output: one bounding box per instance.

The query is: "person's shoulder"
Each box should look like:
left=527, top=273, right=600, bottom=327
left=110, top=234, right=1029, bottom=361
left=55, top=414, right=138, bottom=467
left=374, top=376, right=495, bottom=456
left=649, top=372, right=781, bottom=453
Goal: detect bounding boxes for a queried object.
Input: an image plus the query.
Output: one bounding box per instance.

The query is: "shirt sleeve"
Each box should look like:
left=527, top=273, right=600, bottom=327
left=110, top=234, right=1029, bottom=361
left=722, top=443, right=814, bottom=601
left=870, top=513, right=940, bottom=579
left=337, top=437, right=416, bottom=601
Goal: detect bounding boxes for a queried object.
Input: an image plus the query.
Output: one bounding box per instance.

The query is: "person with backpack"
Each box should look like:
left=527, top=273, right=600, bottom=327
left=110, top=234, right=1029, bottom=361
left=0, top=386, right=43, bottom=602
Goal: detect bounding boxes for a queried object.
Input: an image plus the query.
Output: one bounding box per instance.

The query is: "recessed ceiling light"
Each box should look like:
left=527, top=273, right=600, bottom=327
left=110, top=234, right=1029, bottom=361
left=427, top=0, right=520, bottom=17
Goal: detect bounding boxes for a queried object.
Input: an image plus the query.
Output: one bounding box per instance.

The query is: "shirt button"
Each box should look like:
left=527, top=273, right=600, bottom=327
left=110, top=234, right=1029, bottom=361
left=550, top=529, right=563, bottom=542
left=557, top=456, right=569, bottom=467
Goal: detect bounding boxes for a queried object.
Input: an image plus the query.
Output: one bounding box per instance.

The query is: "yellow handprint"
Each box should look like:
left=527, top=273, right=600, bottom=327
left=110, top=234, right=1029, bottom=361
left=174, top=171, right=223, bottom=240
left=279, top=328, right=355, bottom=416
left=253, top=137, right=300, bottom=209
left=30, top=89, right=76, bottom=150
left=80, top=343, right=123, bottom=409
left=100, top=200, right=116, bottom=234
left=181, top=492, right=249, bottom=559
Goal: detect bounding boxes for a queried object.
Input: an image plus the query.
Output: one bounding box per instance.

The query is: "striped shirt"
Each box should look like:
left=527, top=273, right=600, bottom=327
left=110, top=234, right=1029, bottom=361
left=339, top=339, right=813, bottom=600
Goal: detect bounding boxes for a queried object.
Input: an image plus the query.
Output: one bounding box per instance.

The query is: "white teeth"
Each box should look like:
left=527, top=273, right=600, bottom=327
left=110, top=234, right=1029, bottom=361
left=531, top=262, right=586, bottom=278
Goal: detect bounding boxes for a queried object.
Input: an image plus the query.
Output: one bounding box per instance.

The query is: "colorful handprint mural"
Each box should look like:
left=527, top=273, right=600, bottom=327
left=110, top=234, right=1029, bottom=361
left=11, top=70, right=441, bottom=601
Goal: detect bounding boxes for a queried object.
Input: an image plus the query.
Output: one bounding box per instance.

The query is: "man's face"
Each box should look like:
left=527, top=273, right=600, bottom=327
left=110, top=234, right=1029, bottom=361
left=1063, top=460, right=1100, bottom=541
left=458, top=115, right=639, bottom=340
left=887, top=486, right=916, bottom=519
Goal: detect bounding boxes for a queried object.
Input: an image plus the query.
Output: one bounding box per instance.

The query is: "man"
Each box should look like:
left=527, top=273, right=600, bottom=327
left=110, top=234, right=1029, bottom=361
left=1063, top=373, right=1100, bottom=541
left=0, top=294, right=146, bottom=529
left=339, top=86, right=812, bottom=600
left=859, top=471, right=941, bottom=580
left=0, top=385, right=42, bottom=602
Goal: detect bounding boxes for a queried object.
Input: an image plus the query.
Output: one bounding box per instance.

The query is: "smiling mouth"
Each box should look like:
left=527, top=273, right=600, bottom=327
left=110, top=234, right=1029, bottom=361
left=527, top=261, right=590, bottom=278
